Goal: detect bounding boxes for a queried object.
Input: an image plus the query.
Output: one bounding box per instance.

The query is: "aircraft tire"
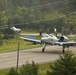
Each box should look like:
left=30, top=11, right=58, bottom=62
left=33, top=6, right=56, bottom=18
left=42, top=48, right=45, bottom=52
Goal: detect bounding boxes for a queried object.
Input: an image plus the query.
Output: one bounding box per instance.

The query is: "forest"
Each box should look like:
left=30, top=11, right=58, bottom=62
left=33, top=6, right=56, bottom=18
left=0, top=0, right=76, bottom=32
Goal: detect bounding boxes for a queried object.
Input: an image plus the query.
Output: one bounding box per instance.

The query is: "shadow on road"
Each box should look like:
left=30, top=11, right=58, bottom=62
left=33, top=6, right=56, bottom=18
left=29, top=50, right=63, bottom=55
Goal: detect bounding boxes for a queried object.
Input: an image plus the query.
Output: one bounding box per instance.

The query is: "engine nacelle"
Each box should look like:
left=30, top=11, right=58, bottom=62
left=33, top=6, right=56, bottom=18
left=59, top=35, right=68, bottom=42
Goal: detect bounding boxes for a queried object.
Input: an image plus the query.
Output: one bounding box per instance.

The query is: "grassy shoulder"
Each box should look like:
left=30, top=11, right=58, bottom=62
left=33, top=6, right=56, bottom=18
left=0, top=35, right=42, bottom=53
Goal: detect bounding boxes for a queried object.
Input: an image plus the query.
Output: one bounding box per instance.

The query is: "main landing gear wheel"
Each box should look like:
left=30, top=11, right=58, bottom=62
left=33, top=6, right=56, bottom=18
left=62, top=45, right=65, bottom=53
left=42, top=48, right=45, bottom=52
left=42, top=43, right=46, bottom=52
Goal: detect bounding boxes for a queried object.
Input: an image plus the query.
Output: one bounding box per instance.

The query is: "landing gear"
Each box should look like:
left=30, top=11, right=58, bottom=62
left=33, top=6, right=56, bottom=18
left=42, top=43, right=46, bottom=52
left=62, top=45, right=65, bottom=53
left=42, top=48, right=45, bottom=52
left=62, top=45, right=70, bottom=53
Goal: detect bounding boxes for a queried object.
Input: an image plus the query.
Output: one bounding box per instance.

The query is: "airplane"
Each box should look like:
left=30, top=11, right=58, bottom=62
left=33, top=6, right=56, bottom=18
left=20, top=34, right=76, bottom=53
left=11, top=26, right=21, bottom=33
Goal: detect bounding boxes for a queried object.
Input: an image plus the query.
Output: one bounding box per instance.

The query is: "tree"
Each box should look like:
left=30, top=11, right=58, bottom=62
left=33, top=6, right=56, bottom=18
left=47, top=51, right=76, bottom=75
left=20, top=61, right=38, bottom=75
left=3, top=27, right=15, bottom=39
left=7, top=68, right=19, bottom=75
left=63, top=12, right=76, bottom=34
left=39, top=0, right=51, bottom=13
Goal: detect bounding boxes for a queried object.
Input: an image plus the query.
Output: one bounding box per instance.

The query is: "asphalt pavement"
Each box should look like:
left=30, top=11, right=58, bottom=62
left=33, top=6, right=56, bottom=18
left=0, top=46, right=76, bottom=70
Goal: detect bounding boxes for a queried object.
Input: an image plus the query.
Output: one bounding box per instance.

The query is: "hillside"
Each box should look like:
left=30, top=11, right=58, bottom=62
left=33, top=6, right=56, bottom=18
left=0, top=0, right=76, bottom=32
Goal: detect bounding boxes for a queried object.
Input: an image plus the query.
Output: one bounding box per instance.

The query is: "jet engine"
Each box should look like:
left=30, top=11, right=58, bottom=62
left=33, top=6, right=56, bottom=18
left=59, top=35, right=68, bottom=42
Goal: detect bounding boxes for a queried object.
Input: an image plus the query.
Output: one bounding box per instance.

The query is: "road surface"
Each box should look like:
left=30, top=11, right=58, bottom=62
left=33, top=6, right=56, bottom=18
left=0, top=46, right=76, bottom=70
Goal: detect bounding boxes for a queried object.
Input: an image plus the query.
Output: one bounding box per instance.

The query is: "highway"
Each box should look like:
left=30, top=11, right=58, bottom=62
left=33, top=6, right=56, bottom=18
left=0, top=46, right=76, bottom=70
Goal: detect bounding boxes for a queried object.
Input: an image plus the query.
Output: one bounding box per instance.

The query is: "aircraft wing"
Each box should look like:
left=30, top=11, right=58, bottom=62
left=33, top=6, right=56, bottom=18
left=20, top=36, right=41, bottom=44
left=55, top=41, right=76, bottom=46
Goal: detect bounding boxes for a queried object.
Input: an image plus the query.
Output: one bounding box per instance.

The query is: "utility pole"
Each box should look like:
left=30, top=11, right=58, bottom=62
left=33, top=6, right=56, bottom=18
left=5, top=0, right=7, bottom=27
left=16, top=42, right=20, bottom=71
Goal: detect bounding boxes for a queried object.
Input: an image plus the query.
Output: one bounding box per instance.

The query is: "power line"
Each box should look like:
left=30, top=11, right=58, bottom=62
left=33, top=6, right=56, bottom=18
left=29, top=0, right=76, bottom=9
left=10, top=11, right=76, bottom=26
left=4, top=0, right=76, bottom=12
left=3, top=0, right=76, bottom=26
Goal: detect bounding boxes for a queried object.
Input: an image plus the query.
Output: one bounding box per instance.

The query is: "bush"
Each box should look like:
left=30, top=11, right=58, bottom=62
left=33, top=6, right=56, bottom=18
left=3, top=28, right=15, bottom=39
left=7, top=68, right=19, bottom=75
left=3, top=34, right=14, bottom=39
left=47, top=51, right=76, bottom=75
left=20, top=61, right=38, bottom=75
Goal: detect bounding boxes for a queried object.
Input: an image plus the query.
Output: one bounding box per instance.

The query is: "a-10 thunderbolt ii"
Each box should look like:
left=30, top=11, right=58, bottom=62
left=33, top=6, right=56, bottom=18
left=20, top=34, right=76, bottom=53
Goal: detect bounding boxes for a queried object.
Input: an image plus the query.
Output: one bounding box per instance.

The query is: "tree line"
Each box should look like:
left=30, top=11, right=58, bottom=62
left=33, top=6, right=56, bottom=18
left=0, top=0, right=76, bottom=33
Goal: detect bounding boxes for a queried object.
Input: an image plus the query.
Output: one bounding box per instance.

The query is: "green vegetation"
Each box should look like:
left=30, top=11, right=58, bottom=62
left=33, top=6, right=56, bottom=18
left=20, top=61, right=38, bottom=75
left=38, top=63, right=51, bottom=75
left=0, top=69, right=9, bottom=75
left=68, top=36, right=74, bottom=41
left=0, top=62, right=51, bottom=75
left=7, top=68, right=19, bottom=75
left=3, top=27, right=15, bottom=39
left=0, top=35, right=42, bottom=53
left=0, top=0, right=76, bottom=33
left=0, top=0, right=76, bottom=74
left=47, top=51, right=76, bottom=75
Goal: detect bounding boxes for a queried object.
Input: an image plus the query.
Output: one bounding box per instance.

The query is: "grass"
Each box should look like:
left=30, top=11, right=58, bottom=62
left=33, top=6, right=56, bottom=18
left=68, top=36, right=74, bottom=41
left=0, top=62, right=53, bottom=75
left=0, top=35, right=42, bottom=53
left=21, top=29, right=39, bottom=33
left=0, top=69, right=9, bottom=75
left=38, top=63, right=52, bottom=75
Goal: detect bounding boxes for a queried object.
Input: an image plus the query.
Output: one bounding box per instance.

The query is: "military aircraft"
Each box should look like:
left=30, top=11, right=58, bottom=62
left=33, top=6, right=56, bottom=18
left=20, top=34, right=76, bottom=53
left=11, top=26, right=21, bottom=33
